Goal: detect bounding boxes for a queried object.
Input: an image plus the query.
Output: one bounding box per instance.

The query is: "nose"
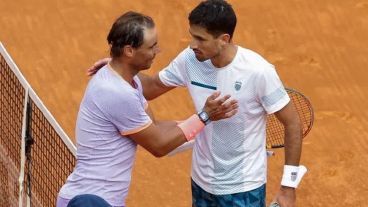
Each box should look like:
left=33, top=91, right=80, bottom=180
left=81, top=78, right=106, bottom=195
left=189, top=39, right=198, bottom=50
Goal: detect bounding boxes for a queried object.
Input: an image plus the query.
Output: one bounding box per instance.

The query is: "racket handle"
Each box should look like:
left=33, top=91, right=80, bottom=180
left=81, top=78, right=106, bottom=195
left=269, top=202, right=280, bottom=207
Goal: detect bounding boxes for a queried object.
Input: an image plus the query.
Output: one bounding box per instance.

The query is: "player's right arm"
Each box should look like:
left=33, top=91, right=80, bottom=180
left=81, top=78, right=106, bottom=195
left=127, top=121, right=186, bottom=157
left=128, top=91, right=238, bottom=157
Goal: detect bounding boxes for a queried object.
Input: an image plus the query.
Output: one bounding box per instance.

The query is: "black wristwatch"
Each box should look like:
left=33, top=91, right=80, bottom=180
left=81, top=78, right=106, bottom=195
left=198, top=111, right=211, bottom=125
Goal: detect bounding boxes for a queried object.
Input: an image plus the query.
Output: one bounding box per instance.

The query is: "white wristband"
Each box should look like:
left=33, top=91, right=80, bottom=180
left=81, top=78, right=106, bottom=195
left=281, top=165, right=307, bottom=188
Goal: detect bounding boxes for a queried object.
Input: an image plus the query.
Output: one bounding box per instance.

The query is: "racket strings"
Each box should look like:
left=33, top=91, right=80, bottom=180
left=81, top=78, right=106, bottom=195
left=266, top=88, right=313, bottom=149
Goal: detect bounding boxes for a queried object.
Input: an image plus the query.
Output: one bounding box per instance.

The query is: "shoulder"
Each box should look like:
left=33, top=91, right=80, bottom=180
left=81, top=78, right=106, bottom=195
left=89, top=76, right=138, bottom=105
left=236, top=46, right=275, bottom=75
left=237, top=47, right=272, bottom=67
left=180, top=47, right=193, bottom=57
left=174, top=47, right=196, bottom=63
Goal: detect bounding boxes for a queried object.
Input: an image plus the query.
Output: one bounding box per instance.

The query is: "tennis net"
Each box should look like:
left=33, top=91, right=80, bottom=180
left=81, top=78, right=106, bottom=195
left=0, top=42, right=76, bottom=207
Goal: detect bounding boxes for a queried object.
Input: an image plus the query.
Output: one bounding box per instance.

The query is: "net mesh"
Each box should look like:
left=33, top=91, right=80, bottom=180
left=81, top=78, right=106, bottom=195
left=1, top=46, right=76, bottom=206
left=0, top=52, right=25, bottom=206
left=27, top=99, right=76, bottom=207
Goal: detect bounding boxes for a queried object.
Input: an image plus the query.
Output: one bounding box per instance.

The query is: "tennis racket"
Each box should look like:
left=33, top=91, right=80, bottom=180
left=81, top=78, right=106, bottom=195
left=266, top=88, right=314, bottom=149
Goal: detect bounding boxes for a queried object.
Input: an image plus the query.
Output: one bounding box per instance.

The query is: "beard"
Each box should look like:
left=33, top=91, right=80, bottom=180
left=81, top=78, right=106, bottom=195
left=195, top=52, right=221, bottom=63
left=194, top=54, right=208, bottom=62
left=193, top=47, right=222, bottom=62
left=193, top=49, right=208, bottom=62
left=135, top=56, right=155, bottom=70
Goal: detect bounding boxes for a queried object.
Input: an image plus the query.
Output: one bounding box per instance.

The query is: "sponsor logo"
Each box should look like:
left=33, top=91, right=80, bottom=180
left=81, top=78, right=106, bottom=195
left=234, top=81, right=242, bottom=91
left=291, top=172, right=298, bottom=181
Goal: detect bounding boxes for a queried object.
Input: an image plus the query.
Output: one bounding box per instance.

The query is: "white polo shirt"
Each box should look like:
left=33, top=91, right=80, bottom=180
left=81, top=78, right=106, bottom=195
left=159, top=46, right=290, bottom=195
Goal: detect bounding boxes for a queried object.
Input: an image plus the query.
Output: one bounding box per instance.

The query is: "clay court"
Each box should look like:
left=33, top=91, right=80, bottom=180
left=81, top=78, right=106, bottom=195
left=1, top=0, right=368, bottom=206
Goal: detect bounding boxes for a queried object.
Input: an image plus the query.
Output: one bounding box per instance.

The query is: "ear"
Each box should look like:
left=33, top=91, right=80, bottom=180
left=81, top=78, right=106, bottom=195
left=218, top=34, right=231, bottom=44
left=122, top=45, right=134, bottom=58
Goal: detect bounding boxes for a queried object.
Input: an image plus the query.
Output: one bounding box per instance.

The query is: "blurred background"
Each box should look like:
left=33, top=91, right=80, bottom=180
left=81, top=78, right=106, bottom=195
left=1, top=0, right=368, bottom=206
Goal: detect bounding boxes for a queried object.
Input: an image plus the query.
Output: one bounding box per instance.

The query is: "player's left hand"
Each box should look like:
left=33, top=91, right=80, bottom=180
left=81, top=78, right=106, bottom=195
left=272, top=186, right=296, bottom=207
left=202, top=91, right=238, bottom=121
left=87, top=57, right=111, bottom=76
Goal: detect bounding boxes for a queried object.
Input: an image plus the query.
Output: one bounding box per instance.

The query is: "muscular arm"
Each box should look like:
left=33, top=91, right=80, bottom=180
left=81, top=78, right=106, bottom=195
left=274, top=101, right=302, bottom=165
left=138, top=73, right=175, bottom=100
left=273, top=101, right=302, bottom=206
left=128, top=121, right=186, bottom=158
left=129, top=92, right=239, bottom=158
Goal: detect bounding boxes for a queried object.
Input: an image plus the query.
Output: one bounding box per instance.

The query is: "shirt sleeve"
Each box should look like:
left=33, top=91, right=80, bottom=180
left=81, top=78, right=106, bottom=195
left=135, top=76, right=149, bottom=110
left=97, top=88, right=152, bottom=136
left=158, top=48, right=189, bottom=87
left=257, top=65, right=290, bottom=114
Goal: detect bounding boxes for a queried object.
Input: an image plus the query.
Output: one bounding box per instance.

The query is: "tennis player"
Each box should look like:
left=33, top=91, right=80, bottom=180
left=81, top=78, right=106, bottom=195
left=88, top=1, right=307, bottom=206
left=57, top=11, right=238, bottom=207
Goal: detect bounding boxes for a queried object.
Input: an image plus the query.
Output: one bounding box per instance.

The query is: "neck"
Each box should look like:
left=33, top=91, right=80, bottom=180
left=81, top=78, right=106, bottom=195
left=210, top=44, right=237, bottom=68
left=109, top=58, right=137, bottom=86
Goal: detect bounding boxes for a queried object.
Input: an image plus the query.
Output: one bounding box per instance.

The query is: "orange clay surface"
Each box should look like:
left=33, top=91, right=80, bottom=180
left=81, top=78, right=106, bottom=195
left=1, top=0, right=368, bottom=206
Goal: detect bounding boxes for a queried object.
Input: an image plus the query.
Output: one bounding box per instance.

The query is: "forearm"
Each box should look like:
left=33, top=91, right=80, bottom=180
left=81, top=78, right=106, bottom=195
left=275, top=124, right=302, bottom=206
left=156, top=120, right=177, bottom=128
left=284, top=123, right=302, bottom=165
left=276, top=124, right=304, bottom=206
left=272, top=103, right=305, bottom=205
left=144, top=115, right=205, bottom=157
left=153, top=121, right=187, bottom=156
left=131, top=91, right=238, bottom=158
left=129, top=118, right=199, bottom=158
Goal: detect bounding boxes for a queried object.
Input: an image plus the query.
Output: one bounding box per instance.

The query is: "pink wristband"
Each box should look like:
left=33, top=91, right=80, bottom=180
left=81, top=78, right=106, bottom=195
left=177, top=114, right=205, bottom=141
left=175, top=120, right=184, bottom=124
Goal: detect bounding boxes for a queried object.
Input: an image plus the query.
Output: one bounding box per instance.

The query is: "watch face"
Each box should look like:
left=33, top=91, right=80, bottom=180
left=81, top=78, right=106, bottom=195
left=200, top=111, right=209, bottom=121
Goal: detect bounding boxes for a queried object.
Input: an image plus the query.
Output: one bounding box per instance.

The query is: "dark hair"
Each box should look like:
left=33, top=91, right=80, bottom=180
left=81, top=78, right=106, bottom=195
left=189, top=0, right=237, bottom=39
left=107, top=11, right=155, bottom=58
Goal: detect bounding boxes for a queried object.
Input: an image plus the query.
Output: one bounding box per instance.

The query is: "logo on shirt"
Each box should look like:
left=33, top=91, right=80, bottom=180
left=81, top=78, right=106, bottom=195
left=234, top=81, right=242, bottom=91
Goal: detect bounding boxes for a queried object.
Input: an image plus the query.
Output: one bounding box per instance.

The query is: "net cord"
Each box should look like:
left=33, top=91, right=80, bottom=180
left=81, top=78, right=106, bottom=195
left=0, top=42, right=76, bottom=156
